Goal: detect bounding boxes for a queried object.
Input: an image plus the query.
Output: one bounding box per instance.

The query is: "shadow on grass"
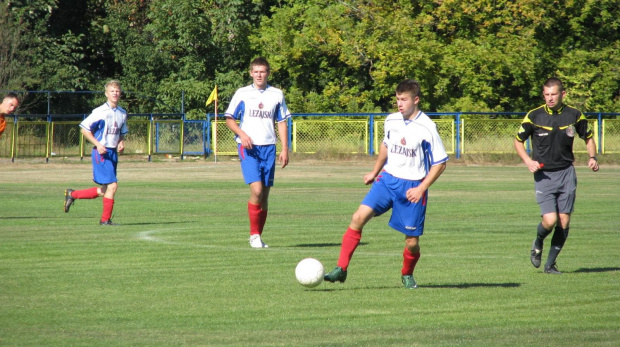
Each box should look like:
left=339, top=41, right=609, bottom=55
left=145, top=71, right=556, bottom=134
left=291, top=242, right=368, bottom=248
left=423, top=282, right=521, bottom=289
left=1, top=216, right=62, bottom=219
left=311, top=282, right=522, bottom=292
left=118, top=221, right=191, bottom=226
left=572, top=267, right=620, bottom=273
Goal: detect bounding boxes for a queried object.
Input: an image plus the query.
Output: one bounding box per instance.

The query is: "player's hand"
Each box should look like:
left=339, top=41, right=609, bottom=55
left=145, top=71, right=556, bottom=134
left=96, top=144, right=107, bottom=155
left=528, top=160, right=543, bottom=173
left=239, top=134, right=253, bottom=149
left=279, top=151, right=289, bottom=168
left=363, top=172, right=376, bottom=185
left=117, top=140, right=125, bottom=153
left=406, top=186, right=425, bottom=203
left=589, top=158, right=599, bottom=172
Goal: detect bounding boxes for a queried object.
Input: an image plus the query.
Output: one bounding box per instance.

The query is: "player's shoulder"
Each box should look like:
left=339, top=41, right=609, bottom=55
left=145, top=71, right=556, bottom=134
left=524, top=104, right=546, bottom=119
left=232, top=85, right=255, bottom=98
left=384, top=112, right=403, bottom=122
left=562, top=104, right=583, bottom=116
left=92, top=102, right=109, bottom=112
left=238, top=84, right=254, bottom=92
left=413, top=111, right=433, bottom=123
left=266, top=85, right=283, bottom=92
left=264, top=85, right=285, bottom=98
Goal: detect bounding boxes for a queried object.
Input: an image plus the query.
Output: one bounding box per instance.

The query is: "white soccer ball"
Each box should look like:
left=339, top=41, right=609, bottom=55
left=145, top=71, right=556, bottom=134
left=295, top=258, right=325, bottom=288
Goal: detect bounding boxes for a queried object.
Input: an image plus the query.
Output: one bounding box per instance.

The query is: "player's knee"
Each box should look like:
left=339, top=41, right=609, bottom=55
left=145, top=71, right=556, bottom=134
left=106, top=183, right=118, bottom=195
left=350, top=210, right=372, bottom=229
left=541, top=214, right=558, bottom=229
left=405, top=237, right=419, bottom=253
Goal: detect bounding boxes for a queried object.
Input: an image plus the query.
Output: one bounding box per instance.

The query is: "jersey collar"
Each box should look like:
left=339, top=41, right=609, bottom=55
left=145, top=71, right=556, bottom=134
left=252, top=84, right=270, bottom=92
left=543, top=104, right=564, bottom=115
left=401, top=110, right=422, bottom=121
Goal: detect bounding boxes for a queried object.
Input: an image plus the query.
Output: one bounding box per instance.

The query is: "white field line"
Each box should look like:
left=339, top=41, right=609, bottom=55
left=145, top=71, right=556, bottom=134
left=136, top=228, right=517, bottom=259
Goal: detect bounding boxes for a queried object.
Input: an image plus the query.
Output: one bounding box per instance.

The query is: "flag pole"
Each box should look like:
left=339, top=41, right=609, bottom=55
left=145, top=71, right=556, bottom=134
left=214, top=97, right=218, bottom=163
left=206, top=85, right=218, bottom=163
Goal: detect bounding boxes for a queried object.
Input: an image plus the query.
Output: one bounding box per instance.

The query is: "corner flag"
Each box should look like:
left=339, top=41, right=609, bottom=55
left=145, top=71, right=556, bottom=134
left=206, top=85, right=219, bottom=163
left=206, top=85, right=218, bottom=106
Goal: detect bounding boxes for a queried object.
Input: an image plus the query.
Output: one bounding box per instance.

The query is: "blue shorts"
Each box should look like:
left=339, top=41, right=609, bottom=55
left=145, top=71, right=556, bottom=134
left=91, top=147, right=118, bottom=185
left=361, top=171, right=427, bottom=237
left=238, top=144, right=276, bottom=186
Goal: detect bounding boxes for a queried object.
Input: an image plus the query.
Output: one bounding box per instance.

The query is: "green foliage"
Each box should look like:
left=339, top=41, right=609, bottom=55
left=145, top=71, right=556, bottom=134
left=0, top=2, right=35, bottom=91
left=3, top=0, right=619, bottom=115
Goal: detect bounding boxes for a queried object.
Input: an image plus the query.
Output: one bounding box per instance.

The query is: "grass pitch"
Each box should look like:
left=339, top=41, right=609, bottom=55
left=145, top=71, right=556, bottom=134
left=0, top=157, right=618, bottom=346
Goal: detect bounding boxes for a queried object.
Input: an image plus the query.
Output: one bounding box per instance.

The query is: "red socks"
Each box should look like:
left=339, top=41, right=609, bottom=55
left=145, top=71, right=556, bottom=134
left=248, top=202, right=269, bottom=235
left=71, top=187, right=99, bottom=199
left=402, top=248, right=420, bottom=276
left=258, top=209, right=268, bottom=234
left=248, top=202, right=262, bottom=235
left=101, top=198, right=114, bottom=222
left=337, top=227, right=362, bottom=270
left=70, top=187, right=116, bottom=222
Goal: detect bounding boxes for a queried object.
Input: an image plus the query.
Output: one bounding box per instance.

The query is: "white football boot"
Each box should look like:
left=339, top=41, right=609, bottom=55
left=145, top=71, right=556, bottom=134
left=249, top=234, right=269, bottom=248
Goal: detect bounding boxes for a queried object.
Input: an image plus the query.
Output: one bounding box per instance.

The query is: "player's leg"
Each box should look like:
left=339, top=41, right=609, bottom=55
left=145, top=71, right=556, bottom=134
left=94, top=149, right=119, bottom=225
left=392, top=181, right=425, bottom=289
left=100, top=182, right=118, bottom=225
left=531, top=171, right=559, bottom=268
left=256, top=145, right=276, bottom=234
left=247, top=181, right=266, bottom=234
left=325, top=176, right=392, bottom=283
left=257, top=185, right=270, bottom=234
left=247, top=182, right=269, bottom=248
left=64, top=148, right=110, bottom=213
left=402, top=236, right=421, bottom=289
left=544, top=167, right=576, bottom=274
left=239, top=145, right=265, bottom=246
left=545, top=213, right=571, bottom=274
left=339, top=204, right=375, bottom=268
left=64, top=186, right=101, bottom=212
left=324, top=205, right=375, bottom=283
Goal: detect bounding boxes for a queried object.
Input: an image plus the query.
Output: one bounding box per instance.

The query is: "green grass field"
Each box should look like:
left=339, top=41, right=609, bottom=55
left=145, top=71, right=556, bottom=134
left=1, top=157, right=618, bottom=346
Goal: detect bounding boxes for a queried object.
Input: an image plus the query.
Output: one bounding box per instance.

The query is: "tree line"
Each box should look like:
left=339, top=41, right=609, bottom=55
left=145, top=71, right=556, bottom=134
left=2, top=0, right=618, bottom=119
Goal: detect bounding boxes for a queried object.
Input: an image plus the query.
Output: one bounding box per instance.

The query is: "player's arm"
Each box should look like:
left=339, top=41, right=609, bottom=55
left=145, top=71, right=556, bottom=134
left=405, top=162, right=446, bottom=203
left=80, top=127, right=107, bottom=154
left=225, top=116, right=252, bottom=149
left=363, top=142, right=387, bottom=185
left=514, top=138, right=541, bottom=173
left=277, top=120, right=289, bottom=168
left=117, top=134, right=125, bottom=153
left=585, top=137, right=599, bottom=172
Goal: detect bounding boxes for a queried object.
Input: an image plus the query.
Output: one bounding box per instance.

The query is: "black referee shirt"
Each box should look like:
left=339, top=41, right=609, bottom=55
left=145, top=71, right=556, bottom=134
left=515, top=104, right=593, bottom=171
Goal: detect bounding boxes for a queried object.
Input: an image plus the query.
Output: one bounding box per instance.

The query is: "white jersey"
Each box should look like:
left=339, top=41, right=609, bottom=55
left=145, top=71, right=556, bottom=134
left=80, top=102, right=128, bottom=148
left=382, top=111, right=448, bottom=180
left=225, top=84, right=291, bottom=145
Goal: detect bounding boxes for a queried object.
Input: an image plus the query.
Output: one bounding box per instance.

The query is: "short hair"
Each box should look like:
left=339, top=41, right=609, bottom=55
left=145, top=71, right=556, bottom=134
left=105, top=80, right=122, bottom=91
left=543, top=77, right=564, bottom=91
left=250, top=57, right=270, bottom=72
left=396, top=79, right=421, bottom=98
left=3, top=92, right=19, bottom=102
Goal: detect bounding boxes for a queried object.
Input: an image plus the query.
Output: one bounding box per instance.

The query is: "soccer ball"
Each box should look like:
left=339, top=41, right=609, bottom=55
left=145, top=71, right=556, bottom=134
left=295, top=258, right=325, bottom=288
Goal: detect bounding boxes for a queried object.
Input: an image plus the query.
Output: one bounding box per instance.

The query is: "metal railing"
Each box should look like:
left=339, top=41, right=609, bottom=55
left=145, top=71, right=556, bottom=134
left=1, top=112, right=618, bottom=162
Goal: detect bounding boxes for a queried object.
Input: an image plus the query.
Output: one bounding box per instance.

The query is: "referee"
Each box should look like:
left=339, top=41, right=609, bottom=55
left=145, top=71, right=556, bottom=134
left=514, top=77, right=599, bottom=274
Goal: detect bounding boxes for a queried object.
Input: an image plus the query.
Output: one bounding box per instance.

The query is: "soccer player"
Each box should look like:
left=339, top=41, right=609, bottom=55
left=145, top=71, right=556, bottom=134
left=0, top=93, right=20, bottom=139
left=514, top=77, right=599, bottom=274
left=224, top=57, right=291, bottom=248
left=324, top=79, right=448, bottom=289
left=64, top=80, right=129, bottom=226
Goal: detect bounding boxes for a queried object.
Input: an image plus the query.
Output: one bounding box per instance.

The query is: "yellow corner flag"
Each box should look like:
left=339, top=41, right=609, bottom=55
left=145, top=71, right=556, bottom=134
left=206, top=85, right=218, bottom=106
